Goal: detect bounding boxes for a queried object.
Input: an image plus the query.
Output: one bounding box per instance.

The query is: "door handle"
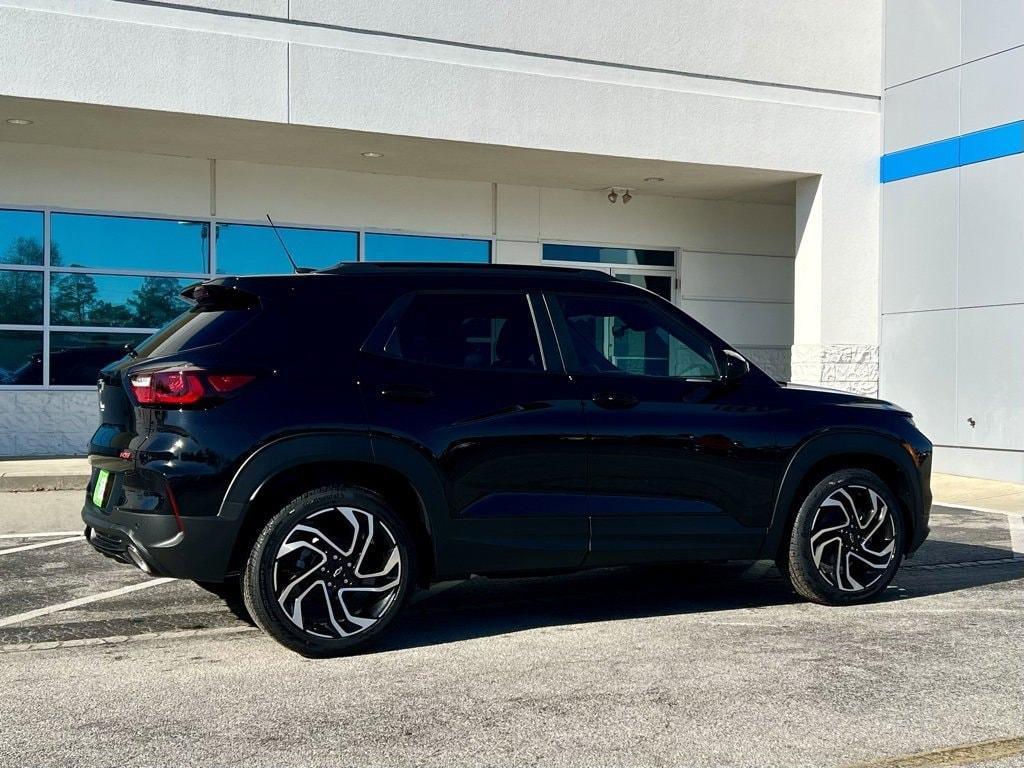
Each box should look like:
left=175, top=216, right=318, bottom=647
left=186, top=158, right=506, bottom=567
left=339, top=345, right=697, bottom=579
left=592, top=391, right=639, bottom=409
left=379, top=384, right=434, bottom=403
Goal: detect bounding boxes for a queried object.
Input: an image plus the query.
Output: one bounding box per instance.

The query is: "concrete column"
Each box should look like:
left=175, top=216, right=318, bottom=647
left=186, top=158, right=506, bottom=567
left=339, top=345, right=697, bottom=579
left=791, top=176, right=880, bottom=396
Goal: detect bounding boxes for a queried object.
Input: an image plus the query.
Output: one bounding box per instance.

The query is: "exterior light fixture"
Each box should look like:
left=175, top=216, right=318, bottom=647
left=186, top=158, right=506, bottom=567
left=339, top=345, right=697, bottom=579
left=605, top=187, right=634, bottom=204
left=644, top=176, right=664, bottom=183
left=5, top=118, right=33, bottom=126
left=360, top=151, right=383, bottom=158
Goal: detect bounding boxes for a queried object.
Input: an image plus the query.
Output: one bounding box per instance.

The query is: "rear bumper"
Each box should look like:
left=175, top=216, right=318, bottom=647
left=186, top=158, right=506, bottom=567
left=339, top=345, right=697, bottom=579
left=82, top=499, right=239, bottom=582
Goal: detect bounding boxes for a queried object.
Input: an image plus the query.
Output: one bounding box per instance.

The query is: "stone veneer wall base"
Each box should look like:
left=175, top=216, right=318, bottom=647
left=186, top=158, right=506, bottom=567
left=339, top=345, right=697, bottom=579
left=790, top=343, right=879, bottom=396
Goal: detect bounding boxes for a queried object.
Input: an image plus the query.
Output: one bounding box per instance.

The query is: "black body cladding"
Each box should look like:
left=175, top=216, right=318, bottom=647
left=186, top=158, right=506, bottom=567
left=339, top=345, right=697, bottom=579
left=82, top=263, right=932, bottom=588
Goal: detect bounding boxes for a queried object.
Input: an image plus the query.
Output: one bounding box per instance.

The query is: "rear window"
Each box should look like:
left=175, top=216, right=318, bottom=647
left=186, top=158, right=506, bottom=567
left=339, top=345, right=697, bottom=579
left=132, top=308, right=256, bottom=359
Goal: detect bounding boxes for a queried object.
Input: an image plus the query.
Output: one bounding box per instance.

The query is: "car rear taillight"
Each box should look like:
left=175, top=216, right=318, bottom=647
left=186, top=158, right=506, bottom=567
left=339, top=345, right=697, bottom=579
left=128, top=369, right=254, bottom=406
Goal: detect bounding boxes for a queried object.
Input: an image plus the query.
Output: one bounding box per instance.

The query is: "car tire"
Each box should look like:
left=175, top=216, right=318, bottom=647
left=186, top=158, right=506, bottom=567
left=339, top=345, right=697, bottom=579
left=784, top=469, right=904, bottom=606
left=242, top=485, right=414, bottom=656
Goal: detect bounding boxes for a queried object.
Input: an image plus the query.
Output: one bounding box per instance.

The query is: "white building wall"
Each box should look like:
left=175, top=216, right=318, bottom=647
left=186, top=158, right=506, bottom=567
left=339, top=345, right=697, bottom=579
left=881, top=0, right=1024, bottom=481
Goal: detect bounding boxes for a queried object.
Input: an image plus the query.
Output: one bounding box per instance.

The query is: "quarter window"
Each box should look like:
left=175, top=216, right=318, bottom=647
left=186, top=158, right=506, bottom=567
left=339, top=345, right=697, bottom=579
left=383, top=293, right=543, bottom=372
left=553, top=295, right=718, bottom=379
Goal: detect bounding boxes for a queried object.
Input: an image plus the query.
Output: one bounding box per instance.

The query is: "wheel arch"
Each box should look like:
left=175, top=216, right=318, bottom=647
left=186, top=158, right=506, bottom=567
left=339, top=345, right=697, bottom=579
left=761, top=431, right=924, bottom=561
left=219, top=432, right=448, bottom=586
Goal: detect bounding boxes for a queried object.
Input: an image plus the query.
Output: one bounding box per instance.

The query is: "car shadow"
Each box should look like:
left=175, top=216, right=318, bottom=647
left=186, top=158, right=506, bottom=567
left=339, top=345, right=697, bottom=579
left=372, top=535, right=1023, bottom=654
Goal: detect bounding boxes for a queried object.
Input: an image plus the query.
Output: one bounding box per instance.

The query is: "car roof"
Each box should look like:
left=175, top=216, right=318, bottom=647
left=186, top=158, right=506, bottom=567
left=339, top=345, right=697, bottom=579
left=316, top=262, right=615, bottom=282
left=207, top=262, right=643, bottom=300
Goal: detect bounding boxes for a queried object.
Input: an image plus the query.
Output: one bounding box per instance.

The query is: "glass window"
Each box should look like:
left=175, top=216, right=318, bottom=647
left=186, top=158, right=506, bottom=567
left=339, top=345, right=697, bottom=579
left=543, top=244, right=674, bottom=267
left=554, top=294, right=717, bottom=379
left=614, top=273, right=672, bottom=301
left=133, top=308, right=256, bottom=359
left=383, top=293, right=542, bottom=371
left=49, top=331, right=148, bottom=385
left=215, top=223, right=357, bottom=275
left=0, top=330, right=43, bottom=385
left=0, top=270, right=43, bottom=324
left=50, top=213, right=209, bottom=273
left=0, top=209, right=44, bottom=265
left=50, top=273, right=192, bottom=328
left=365, top=233, right=490, bottom=263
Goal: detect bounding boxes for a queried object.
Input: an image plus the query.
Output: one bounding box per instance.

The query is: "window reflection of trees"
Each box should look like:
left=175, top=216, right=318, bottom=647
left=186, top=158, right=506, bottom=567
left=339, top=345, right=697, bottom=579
left=49, top=273, right=187, bottom=329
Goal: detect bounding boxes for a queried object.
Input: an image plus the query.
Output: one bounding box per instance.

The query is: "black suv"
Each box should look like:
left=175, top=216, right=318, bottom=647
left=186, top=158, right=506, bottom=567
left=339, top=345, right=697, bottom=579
left=83, top=264, right=932, bottom=655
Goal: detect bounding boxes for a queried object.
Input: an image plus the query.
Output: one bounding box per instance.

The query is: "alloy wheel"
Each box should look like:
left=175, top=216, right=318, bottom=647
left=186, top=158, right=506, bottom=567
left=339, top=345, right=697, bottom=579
left=272, top=506, right=402, bottom=638
left=808, top=485, right=897, bottom=592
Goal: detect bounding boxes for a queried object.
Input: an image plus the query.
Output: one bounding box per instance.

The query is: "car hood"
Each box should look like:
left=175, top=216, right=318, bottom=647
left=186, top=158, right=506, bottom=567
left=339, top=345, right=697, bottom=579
left=776, top=381, right=910, bottom=415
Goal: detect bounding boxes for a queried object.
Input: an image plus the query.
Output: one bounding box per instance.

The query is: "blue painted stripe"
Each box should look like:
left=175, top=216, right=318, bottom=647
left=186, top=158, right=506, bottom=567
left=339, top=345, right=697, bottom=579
left=960, top=121, right=1024, bottom=166
left=880, top=120, right=1024, bottom=183
left=880, top=137, right=959, bottom=182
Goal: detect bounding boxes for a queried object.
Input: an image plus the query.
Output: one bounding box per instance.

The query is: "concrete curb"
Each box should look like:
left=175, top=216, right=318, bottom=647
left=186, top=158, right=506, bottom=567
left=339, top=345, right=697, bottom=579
left=0, top=458, right=91, bottom=493
left=0, top=475, right=90, bottom=493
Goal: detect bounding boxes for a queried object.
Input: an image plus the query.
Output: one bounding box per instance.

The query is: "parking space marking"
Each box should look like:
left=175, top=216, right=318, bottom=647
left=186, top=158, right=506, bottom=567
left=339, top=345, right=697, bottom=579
left=1, top=625, right=260, bottom=654
left=0, top=535, right=83, bottom=555
left=1009, top=515, right=1024, bottom=559
left=0, top=577, right=175, bottom=628
left=0, top=531, right=83, bottom=539
left=933, top=501, right=1023, bottom=518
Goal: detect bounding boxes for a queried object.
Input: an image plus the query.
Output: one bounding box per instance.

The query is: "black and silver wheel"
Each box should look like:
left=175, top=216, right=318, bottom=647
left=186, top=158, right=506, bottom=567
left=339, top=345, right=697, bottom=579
left=783, top=469, right=904, bottom=605
left=242, top=486, right=413, bottom=656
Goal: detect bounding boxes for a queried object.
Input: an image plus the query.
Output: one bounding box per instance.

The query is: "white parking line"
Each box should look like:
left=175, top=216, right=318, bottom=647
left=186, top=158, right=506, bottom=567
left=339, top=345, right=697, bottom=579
left=933, top=501, right=1022, bottom=517
left=1009, top=515, right=1024, bottom=560
left=0, top=578, right=175, bottom=628
left=0, top=536, right=83, bottom=555
left=1, top=625, right=260, bottom=654
left=0, top=531, right=83, bottom=539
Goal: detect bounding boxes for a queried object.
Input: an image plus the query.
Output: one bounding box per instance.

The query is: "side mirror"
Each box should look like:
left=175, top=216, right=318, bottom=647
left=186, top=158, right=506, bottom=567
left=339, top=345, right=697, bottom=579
left=722, top=349, right=750, bottom=381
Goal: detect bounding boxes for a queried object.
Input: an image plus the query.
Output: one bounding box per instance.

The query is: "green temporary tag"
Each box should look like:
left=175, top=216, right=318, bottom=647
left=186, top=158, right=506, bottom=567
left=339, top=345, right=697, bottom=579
left=92, top=469, right=110, bottom=508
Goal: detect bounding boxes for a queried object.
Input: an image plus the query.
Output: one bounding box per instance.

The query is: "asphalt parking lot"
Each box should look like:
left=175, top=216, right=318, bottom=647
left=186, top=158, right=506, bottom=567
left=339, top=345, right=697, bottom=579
left=0, top=496, right=1022, bottom=768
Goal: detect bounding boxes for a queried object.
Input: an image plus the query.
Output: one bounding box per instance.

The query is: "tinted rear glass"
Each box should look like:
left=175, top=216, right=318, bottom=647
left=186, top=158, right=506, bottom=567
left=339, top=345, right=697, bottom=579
left=382, top=292, right=542, bottom=372
left=132, top=308, right=256, bottom=359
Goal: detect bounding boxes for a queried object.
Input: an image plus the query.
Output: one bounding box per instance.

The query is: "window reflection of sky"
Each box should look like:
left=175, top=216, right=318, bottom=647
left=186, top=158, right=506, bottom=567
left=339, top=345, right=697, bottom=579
left=365, top=233, right=490, bottom=263
left=51, top=213, right=209, bottom=272
left=216, top=224, right=357, bottom=274
left=0, top=210, right=44, bottom=264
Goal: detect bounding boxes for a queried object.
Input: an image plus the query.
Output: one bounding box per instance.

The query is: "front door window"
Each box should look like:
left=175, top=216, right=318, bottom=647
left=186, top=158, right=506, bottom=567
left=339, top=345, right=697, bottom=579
left=552, top=294, right=718, bottom=379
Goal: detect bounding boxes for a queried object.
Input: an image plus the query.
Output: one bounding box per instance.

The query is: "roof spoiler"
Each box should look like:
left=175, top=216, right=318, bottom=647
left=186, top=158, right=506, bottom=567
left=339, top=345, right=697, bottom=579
left=181, top=282, right=259, bottom=310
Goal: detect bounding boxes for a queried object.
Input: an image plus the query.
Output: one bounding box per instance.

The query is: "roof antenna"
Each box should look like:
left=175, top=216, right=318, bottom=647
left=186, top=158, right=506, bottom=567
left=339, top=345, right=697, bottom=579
left=265, top=214, right=312, bottom=273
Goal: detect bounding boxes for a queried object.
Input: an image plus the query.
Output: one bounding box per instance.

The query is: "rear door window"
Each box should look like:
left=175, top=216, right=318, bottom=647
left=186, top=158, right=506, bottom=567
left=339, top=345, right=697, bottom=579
left=381, top=292, right=544, bottom=372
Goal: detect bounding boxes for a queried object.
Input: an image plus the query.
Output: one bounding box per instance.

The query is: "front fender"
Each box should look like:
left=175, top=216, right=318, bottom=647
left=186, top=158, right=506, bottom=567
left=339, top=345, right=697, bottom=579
left=758, top=429, right=928, bottom=560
